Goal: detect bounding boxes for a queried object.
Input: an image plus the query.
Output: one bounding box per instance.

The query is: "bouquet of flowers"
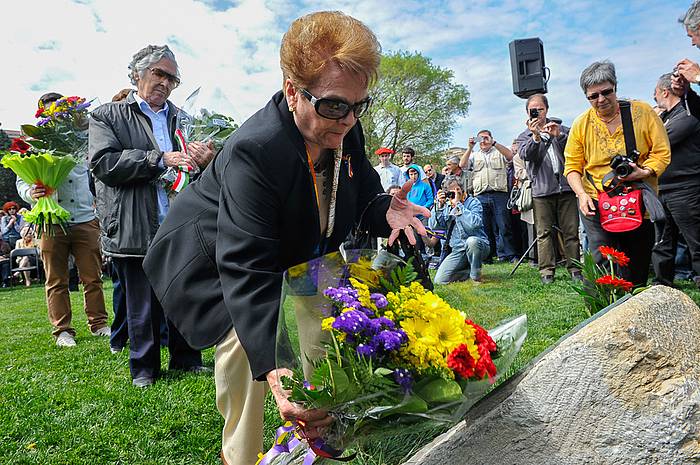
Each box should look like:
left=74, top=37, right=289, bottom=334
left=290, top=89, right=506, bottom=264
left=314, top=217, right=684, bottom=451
left=572, top=245, right=634, bottom=316
left=260, top=249, right=527, bottom=464
left=1, top=96, right=91, bottom=236
left=160, top=87, right=238, bottom=193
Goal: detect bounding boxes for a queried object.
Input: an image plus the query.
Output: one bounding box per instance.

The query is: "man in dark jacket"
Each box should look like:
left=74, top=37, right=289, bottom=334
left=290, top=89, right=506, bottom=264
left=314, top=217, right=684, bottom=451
left=516, top=94, right=581, bottom=284
left=652, top=73, right=700, bottom=288
left=89, top=44, right=214, bottom=387
left=672, top=1, right=700, bottom=118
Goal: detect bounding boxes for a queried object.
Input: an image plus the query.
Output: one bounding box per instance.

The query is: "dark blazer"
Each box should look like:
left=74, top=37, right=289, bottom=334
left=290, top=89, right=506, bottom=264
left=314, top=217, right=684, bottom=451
left=89, top=91, right=176, bottom=257
left=143, top=91, right=391, bottom=380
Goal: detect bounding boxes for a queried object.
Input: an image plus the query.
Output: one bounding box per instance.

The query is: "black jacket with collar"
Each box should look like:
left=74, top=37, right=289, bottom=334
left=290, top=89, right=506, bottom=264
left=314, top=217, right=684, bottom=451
left=658, top=100, right=700, bottom=192
left=143, top=91, right=391, bottom=380
left=89, top=91, right=176, bottom=257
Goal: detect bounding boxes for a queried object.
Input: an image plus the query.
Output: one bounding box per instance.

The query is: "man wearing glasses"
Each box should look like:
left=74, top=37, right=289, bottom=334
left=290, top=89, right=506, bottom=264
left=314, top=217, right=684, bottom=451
left=423, top=163, right=445, bottom=197
left=374, top=147, right=402, bottom=191
left=89, top=44, right=215, bottom=387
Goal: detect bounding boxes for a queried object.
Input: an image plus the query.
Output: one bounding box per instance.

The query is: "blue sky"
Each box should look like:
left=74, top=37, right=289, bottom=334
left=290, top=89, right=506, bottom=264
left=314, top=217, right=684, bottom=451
left=0, top=0, right=695, bottom=155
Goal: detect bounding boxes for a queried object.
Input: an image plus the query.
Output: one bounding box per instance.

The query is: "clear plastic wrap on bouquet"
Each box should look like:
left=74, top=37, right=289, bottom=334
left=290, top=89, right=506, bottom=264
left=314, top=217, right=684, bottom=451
left=161, top=87, right=238, bottom=193
left=1, top=96, right=91, bottom=236
left=262, top=249, right=527, bottom=464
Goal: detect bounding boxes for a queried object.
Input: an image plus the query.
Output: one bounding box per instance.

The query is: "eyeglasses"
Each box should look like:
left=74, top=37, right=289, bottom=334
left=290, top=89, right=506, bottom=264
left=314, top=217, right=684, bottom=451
left=586, top=88, right=615, bottom=101
left=425, top=168, right=433, bottom=173
left=299, top=88, right=371, bottom=120
left=147, top=67, right=181, bottom=88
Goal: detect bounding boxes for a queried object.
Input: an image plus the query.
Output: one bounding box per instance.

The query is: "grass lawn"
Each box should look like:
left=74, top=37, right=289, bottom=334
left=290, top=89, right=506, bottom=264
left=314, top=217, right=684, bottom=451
left=1, top=262, right=698, bottom=465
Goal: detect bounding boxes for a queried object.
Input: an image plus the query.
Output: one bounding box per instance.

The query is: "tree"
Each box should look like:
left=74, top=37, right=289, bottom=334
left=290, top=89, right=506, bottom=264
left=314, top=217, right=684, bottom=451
left=363, top=51, right=470, bottom=164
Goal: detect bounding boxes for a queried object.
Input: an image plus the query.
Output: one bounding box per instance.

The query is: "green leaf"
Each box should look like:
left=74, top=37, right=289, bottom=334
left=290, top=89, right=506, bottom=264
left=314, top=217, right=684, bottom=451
left=415, top=377, right=462, bottom=404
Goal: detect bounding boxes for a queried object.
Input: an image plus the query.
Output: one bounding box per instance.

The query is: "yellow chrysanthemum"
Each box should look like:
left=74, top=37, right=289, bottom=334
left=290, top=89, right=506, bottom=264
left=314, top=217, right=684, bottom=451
left=321, top=317, right=335, bottom=332
left=423, top=315, right=467, bottom=355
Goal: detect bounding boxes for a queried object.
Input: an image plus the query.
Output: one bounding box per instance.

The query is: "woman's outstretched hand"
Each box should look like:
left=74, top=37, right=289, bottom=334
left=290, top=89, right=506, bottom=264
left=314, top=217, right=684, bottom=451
left=386, top=180, right=431, bottom=246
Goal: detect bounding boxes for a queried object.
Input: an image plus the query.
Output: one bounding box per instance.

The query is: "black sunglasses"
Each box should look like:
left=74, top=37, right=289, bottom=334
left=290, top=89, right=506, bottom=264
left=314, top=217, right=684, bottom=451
left=148, top=67, right=181, bottom=88
left=299, top=88, right=371, bottom=120
left=586, top=87, right=615, bottom=101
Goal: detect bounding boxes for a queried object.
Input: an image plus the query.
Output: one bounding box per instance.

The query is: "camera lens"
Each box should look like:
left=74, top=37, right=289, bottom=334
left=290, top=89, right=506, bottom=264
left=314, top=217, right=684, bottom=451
left=614, top=164, right=632, bottom=177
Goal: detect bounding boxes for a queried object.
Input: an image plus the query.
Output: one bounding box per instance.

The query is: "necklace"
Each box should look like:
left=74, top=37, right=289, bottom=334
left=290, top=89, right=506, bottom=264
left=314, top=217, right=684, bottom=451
left=597, top=108, right=620, bottom=124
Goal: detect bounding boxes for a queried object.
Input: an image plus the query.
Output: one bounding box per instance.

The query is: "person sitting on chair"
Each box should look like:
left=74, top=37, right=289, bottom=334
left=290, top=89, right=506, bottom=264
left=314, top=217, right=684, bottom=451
left=14, top=225, right=40, bottom=287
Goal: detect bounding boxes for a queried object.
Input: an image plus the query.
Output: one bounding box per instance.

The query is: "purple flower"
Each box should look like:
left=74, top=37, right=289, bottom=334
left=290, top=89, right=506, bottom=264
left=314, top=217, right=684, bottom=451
left=356, top=342, right=378, bottom=358
left=37, top=117, right=51, bottom=126
left=393, top=368, right=413, bottom=393
left=367, top=317, right=395, bottom=334
left=372, top=330, right=406, bottom=352
left=359, top=306, right=376, bottom=318
left=324, top=286, right=361, bottom=308
left=331, top=310, right=370, bottom=335
left=75, top=101, right=91, bottom=111
left=370, top=293, right=388, bottom=309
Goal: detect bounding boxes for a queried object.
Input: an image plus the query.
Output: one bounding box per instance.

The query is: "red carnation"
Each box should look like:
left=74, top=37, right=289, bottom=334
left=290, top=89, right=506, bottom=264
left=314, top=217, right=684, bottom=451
left=35, top=108, right=45, bottom=118
left=595, top=275, right=633, bottom=292
left=474, top=344, right=497, bottom=380
left=467, top=320, right=497, bottom=353
left=598, top=246, right=630, bottom=267
left=447, top=344, right=477, bottom=379
left=9, top=138, right=31, bottom=154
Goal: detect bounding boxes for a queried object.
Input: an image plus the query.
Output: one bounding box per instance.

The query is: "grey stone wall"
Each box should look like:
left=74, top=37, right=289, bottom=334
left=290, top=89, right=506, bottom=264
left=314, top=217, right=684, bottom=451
left=405, top=286, right=700, bottom=465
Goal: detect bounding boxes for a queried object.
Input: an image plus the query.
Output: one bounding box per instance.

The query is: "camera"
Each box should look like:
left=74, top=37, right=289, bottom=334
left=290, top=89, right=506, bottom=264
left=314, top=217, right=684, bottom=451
left=529, top=108, right=539, bottom=119
left=610, top=152, right=639, bottom=177
left=446, top=191, right=456, bottom=200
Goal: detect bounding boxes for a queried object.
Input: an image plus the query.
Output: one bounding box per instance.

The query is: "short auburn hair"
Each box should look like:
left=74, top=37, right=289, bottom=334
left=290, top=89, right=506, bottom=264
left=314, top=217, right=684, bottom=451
left=280, top=11, right=381, bottom=90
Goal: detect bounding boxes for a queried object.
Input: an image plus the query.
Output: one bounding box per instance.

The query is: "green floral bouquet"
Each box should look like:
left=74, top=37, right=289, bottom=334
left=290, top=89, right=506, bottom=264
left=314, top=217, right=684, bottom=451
left=1, top=96, right=90, bottom=236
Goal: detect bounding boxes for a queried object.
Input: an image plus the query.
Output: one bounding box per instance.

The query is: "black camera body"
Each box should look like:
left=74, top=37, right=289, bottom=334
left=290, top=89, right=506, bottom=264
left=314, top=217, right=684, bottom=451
left=610, top=152, right=639, bottom=177
left=529, top=108, right=539, bottom=119
left=446, top=191, right=456, bottom=200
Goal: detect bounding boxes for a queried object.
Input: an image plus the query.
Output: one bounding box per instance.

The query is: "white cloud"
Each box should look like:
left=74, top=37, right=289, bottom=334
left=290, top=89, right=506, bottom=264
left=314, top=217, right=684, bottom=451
left=0, top=0, right=695, bottom=162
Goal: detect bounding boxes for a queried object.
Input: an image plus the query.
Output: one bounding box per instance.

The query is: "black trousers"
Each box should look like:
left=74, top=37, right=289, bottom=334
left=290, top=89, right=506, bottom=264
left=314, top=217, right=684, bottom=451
left=113, top=257, right=202, bottom=380
left=652, top=185, right=700, bottom=285
left=580, top=202, right=654, bottom=287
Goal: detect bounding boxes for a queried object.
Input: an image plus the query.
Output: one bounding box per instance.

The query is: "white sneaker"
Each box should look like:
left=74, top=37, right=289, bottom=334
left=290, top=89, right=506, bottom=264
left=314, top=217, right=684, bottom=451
left=56, top=332, right=76, bottom=347
left=91, top=327, right=111, bottom=337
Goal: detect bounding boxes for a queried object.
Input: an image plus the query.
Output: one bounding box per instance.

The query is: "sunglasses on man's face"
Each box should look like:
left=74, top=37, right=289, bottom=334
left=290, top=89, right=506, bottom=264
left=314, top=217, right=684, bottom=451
left=148, top=67, right=181, bottom=88
left=586, top=87, right=615, bottom=101
left=299, top=88, right=371, bottom=120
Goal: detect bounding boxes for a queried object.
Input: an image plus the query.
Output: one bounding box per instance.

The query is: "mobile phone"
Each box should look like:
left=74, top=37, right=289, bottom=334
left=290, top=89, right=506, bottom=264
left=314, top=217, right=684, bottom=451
left=529, top=108, right=539, bottom=119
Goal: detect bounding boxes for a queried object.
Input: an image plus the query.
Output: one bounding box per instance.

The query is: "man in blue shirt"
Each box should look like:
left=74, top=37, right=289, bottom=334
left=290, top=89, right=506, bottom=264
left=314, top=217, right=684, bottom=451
left=89, top=45, right=214, bottom=387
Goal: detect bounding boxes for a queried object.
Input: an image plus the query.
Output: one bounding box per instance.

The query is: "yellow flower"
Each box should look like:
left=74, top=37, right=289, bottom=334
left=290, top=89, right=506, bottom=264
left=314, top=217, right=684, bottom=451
left=321, top=317, right=335, bottom=332
left=423, top=314, right=467, bottom=355
left=350, top=277, right=376, bottom=311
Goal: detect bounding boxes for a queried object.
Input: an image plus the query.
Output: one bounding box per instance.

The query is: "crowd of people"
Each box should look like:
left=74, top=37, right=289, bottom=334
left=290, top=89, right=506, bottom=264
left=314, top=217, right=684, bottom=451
left=1, top=2, right=700, bottom=464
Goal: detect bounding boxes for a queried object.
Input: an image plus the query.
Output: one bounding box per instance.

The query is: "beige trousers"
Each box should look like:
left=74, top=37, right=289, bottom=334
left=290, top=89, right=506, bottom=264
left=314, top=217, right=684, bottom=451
left=216, top=328, right=268, bottom=465
left=216, top=296, right=326, bottom=464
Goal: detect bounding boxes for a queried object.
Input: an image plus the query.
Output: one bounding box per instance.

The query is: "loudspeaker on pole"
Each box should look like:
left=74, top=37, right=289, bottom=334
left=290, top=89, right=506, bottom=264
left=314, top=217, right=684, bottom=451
left=509, top=38, right=548, bottom=99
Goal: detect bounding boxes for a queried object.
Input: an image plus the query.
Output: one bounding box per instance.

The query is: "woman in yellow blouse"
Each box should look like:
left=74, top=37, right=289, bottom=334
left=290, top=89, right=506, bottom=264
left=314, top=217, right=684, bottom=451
left=564, top=60, right=671, bottom=286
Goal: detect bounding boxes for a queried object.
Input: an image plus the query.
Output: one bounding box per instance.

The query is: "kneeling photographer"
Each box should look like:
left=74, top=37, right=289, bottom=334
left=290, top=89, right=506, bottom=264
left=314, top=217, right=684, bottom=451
left=563, top=61, right=671, bottom=287
left=428, top=179, right=490, bottom=284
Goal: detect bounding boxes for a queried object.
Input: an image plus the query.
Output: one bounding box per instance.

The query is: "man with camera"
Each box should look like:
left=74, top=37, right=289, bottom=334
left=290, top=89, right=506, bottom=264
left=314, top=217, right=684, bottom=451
left=515, top=94, right=581, bottom=284
left=460, top=130, right=516, bottom=262
left=564, top=61, right=670, bottom=287
left=651, top=73, right=700, bottom=289
left=429, top=178, right=490, bottom=284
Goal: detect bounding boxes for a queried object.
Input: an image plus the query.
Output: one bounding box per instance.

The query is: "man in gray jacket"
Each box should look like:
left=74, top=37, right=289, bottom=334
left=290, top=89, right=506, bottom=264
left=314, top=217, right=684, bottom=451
left=516, top=94, right=581, bottom=284
left=89, top=44, right=213, bottom=387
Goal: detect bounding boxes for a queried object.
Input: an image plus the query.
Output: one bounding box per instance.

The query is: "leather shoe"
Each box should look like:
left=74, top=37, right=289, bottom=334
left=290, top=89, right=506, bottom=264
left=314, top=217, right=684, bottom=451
left=132, top=377, right=154, bottom=388
left=541, top=275, right=554, bottom=285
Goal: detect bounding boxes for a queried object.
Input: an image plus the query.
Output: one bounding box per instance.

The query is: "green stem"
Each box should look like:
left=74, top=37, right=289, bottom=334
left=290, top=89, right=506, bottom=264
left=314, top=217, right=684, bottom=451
left=609, top=259, right=615, bottom=280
